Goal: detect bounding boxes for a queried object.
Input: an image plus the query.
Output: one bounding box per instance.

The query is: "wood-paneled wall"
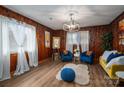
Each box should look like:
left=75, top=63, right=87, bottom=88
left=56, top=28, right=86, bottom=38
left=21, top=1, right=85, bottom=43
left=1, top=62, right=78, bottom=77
left=110, top=12, right=124, bottom=52
left=0, top=6, right=54, bottom=72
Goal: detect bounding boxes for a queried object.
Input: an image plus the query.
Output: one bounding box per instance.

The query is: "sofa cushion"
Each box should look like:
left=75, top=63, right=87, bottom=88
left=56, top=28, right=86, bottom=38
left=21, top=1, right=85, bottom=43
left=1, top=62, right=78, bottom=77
left=107, top=53, right=124, bottom=63
left=107, top=53, right=117, bottom=63
left=102, top=50, right=117, bottom=61
left=106, top=56, right=124, bottom=69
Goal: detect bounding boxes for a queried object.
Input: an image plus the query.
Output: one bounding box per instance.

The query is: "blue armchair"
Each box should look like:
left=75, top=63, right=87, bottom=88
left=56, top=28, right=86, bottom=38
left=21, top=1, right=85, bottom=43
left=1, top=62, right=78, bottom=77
left=60, top=51, right=73, bottom=62
left=80, top=51, right=94, bottom=64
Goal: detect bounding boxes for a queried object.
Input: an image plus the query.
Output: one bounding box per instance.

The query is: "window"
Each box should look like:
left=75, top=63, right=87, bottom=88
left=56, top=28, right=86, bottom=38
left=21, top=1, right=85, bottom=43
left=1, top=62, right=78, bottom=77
left=0, top=15, right=38, bottom=79
left=67, top=32, right=80, bottom=45
left=66, top=31, right=89, bottom=52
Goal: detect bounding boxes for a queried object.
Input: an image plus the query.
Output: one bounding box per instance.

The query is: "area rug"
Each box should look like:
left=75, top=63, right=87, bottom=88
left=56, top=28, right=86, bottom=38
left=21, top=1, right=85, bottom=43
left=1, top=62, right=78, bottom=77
left=56, top=63, right=90, bottom=85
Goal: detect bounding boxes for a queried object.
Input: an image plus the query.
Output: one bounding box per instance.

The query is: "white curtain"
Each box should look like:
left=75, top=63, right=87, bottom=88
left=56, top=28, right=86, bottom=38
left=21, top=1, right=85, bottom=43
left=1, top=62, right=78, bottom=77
left=0, top=16, right=10, bottom=81
left=9, top=22, right=30, bottom=76
left=25, top=25, right=38, bottom=67
left=66, top=32, right=73, bottom=52
left=66, top=32, right=80, bottom=52
left=0, top=15, right=38, bottom=80
left=66, top=31, right=89, bottom=53
left=80, top=31, right=89, bottom=52
left=73, top=32, right=80, bottom=50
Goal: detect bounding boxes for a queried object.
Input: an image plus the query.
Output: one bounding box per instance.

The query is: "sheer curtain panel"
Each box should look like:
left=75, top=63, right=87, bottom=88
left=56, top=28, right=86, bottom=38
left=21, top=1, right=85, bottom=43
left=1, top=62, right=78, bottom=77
left=0, top=16, right=10, bottom=81
left=66, top=31, right=89, bottom=53
left=26, top=25, right=38, bottom=67
left=9, top=23, right=30, bottom=76
left=66, top=32, right=73, bottom=52
left=80, top=31, right=89, bottom=52
left=66, top=32, right=80, bottom=52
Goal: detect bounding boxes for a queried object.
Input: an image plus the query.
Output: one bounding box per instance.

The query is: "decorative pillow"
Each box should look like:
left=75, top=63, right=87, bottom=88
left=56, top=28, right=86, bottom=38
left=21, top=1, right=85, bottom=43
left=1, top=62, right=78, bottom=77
left=102, top=50, right=117, bottom=61
left=86, top=51, right=92, bottom=56
left=107, top=53, right=124, bottom=63
left=106, top=53, right=117, bottom=63
left=106, top=56, right=124, bottom=69
left=63, top=50, right=68, bottom=55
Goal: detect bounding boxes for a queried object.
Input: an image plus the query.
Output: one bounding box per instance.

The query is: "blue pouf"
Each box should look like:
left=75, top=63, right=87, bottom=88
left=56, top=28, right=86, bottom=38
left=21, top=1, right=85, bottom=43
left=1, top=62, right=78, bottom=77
left=61, top=68, right=75, bottom=82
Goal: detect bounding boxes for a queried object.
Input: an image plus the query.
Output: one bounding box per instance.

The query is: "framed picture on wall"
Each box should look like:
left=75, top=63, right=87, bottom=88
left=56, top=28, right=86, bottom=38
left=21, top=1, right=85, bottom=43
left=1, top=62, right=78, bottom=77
left=45, top=31, right=50, bottom=48
left=119, top=19, right=124, bottom=31
left=52, top=37, right=60, bottom=49
left=119, top=33, right=124, bottom=45
left=119, top=19, right=124, bottom=45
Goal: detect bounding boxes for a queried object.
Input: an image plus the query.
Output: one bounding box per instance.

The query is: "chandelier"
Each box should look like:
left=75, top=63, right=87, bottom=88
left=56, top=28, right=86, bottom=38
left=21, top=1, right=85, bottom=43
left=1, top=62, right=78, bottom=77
left=63, top=11, right=80, bottom=32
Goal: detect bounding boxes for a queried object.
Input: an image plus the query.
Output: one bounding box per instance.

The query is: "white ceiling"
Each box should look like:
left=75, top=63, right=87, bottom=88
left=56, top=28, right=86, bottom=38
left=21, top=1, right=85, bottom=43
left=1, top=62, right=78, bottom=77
left=4, top=5, right=124, bottom=30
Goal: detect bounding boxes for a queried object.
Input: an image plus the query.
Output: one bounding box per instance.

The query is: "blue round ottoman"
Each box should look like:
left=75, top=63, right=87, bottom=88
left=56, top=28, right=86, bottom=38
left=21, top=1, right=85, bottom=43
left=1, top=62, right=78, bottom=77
left=61, top=68, right=75, bottom=82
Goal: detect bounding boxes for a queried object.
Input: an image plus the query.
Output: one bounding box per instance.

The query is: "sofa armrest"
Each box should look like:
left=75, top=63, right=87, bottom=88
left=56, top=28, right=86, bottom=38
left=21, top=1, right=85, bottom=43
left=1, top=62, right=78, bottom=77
left=111, top=64, right=124, bottom=78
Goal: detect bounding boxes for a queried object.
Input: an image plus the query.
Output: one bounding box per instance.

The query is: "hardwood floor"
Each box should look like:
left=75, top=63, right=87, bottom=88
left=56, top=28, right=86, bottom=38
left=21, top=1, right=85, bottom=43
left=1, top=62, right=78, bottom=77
left=0, top=58, right=114, bottom=87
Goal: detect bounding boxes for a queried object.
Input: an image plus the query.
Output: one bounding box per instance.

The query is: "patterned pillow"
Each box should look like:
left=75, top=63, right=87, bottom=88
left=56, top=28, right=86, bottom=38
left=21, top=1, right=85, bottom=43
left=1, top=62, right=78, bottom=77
left=86, top=51, right=92, bottom=56
left=63, top=50, right=68, bottom=55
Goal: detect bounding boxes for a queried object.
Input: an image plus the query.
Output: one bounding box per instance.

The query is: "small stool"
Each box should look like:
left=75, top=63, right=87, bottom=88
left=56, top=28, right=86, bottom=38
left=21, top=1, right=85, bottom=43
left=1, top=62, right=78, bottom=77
left=61, top=68, right=75, bottom=82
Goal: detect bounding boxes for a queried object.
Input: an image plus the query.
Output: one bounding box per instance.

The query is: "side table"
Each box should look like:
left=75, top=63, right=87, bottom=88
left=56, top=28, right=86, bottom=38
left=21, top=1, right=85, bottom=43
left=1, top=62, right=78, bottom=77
left=115, top=71, right=124, bottom=86
left=74, top=53, right=80, bottom=64
left=52, top=52, right=60, bottom=62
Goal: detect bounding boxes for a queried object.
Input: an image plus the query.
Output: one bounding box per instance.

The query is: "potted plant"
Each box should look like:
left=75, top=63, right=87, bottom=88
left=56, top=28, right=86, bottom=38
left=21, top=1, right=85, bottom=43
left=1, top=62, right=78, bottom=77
left=101, top=32, right=113, bottom=51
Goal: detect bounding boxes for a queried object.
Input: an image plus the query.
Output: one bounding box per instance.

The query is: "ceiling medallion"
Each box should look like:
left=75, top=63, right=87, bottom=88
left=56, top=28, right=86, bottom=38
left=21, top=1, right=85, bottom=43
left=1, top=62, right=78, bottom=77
left=63, top=10, right=80, bottom=32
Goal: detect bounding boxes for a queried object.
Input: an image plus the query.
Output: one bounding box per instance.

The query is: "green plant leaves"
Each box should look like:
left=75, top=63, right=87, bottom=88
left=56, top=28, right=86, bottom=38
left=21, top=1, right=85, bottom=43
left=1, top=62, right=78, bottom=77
left=101, top=32, right=113, bottom=51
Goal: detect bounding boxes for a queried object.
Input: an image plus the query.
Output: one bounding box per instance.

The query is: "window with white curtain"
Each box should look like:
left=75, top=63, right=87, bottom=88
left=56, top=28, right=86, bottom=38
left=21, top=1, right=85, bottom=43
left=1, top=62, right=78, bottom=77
left=66, top=32, right=80, bottom=52
left=0, top=15, right=38, bottom=81
left=66, top=32, right=80, bottom=44
left=66, top=31, right=89, bottom=52
left=9, top=23, right=29, bottom=54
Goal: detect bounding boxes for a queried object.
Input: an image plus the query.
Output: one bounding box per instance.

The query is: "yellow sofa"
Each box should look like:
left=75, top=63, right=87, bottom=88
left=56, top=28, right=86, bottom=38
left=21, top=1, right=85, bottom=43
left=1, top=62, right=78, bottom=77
left=99, top=56, right=124, bottom=79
